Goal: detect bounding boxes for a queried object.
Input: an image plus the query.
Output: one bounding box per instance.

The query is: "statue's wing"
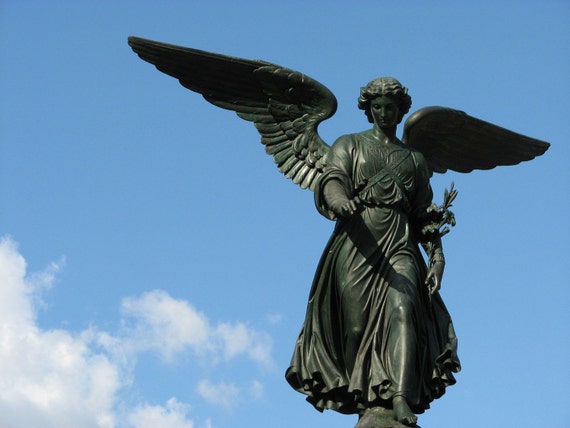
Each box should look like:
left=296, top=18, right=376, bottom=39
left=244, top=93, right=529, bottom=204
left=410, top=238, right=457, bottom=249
left=128, top=36, right=337, bottom=191
left=402, top=106, right=550, bottom=174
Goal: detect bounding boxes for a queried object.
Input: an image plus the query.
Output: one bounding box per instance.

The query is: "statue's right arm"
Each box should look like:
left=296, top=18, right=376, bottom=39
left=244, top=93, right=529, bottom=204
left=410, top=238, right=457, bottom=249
left=319, top=136, right=360, bottom=218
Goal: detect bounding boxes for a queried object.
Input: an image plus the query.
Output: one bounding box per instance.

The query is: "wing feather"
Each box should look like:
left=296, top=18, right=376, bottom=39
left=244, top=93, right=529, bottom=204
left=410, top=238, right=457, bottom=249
left=292, top=165, right=311, bottom=186
left=128, top=36, right=337, bottom=191
left=276, top=149, right=298, bottom=170
left=280, top=152, right=303, bottom=172
left=265, top=144, right=291, bottom=157
left=300, top=167, right=319, bottom=190
left=403, top=106, right=550, bottom=174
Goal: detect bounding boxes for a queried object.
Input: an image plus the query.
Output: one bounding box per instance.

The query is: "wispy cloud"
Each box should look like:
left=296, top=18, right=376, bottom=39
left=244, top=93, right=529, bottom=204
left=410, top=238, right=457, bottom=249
left=215, top=322, right=273, bottom=368
left=249, top=380, right=264, bottom=400
left=266, top=313, right=283, bottom=325
left=118, top=290, right=212, bottom=361
left=0, top=236, right=272, bottom=428
left=110, top=289, right=274, bottom=368
left=196, top=380, right=240, bottom=410
left=128, top=398, right=211, bottom=428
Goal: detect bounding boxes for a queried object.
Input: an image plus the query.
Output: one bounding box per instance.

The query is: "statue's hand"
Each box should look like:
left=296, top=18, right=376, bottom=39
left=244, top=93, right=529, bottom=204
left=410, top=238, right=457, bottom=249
left=425, top=261, right=445, bottom=295
left=340, top=196, right=362, bottom=217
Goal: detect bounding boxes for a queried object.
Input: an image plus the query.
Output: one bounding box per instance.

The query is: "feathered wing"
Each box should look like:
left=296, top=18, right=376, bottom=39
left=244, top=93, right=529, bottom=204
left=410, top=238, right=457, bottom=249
left=128, top=36, right=337, bottom=190
left=402, top=106, right=550, bottom=174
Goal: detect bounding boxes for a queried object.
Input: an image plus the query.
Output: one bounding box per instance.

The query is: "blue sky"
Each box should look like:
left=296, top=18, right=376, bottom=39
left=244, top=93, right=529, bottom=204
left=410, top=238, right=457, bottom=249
left=1, top=1, right=569, bottom=427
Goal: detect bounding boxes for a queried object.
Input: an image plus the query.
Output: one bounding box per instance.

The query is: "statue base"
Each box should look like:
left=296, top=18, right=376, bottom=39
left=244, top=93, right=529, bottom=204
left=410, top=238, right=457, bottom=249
left=354, top=407, right=420, bottom=428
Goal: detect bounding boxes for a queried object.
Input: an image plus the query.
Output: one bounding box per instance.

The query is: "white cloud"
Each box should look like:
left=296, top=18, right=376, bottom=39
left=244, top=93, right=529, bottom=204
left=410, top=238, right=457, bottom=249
left=249, top=380, right=264, bottom=401
left=0, top=236, right=273, bottom=427
left=116, top=290, right=274, bottom=368
left=195, top=378, right=266, bottom=410
left=215, top=322, right=273, bottom=368
left=119, top=290, right=211, bottom=361
left=196, top=379, right=240, bottom=410
left=0, top=237, right=118, bottom=428
left=0, top=237, right=35, bottom=327
left=128, top=398, right=197, bottom=428
left=266, top=313, right=283, bottom=325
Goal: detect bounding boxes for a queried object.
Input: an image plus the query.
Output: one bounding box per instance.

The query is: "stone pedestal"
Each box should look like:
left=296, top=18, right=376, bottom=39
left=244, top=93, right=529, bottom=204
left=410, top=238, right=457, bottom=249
left=354, top=407, right=421, bottom=428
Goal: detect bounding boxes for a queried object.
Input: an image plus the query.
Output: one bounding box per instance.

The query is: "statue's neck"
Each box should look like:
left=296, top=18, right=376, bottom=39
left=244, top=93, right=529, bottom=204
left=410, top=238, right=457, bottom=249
left=371, top=125, right=398, bottom=144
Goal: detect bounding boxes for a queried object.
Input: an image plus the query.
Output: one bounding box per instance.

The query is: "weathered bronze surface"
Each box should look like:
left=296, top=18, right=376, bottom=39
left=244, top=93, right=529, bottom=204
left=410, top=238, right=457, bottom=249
left=128, top=36, right=549, bottom=427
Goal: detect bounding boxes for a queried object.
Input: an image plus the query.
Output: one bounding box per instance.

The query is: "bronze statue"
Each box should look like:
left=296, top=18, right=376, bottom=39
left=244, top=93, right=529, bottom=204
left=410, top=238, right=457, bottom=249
left=128, top=37, right=549, bottom=428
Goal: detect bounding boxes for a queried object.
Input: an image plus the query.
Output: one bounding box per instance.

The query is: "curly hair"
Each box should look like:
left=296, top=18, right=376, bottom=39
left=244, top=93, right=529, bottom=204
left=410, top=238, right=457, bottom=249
left=358, top=77, right=412, bottom=124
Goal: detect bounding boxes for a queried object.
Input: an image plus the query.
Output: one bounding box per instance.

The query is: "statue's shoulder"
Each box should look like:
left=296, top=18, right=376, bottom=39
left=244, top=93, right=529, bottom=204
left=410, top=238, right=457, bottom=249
left=331, top=130, right=369, bottom=150
left=406, top=145, right=432, bottom=176
left=408, top=145, right=427, bottom=162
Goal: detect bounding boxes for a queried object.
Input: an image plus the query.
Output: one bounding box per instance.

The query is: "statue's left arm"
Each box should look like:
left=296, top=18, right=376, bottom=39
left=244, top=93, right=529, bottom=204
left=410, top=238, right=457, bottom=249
left=412, top=151, right=446, bottom=295
left=425, top=235, right=445, bottom=295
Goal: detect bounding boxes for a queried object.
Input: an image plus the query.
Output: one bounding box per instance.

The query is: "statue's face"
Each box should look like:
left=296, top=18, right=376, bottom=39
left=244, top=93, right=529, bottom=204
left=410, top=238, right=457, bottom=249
left=370, top=96, right=400, bottom=129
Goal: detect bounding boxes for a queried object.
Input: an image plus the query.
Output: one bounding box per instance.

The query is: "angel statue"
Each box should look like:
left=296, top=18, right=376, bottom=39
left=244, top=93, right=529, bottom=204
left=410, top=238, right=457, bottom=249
left=128, top=37, right=549, bottom=428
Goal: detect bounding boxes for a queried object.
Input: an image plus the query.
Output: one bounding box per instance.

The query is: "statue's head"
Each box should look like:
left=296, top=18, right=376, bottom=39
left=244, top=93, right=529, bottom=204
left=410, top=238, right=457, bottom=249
left=358, top=77, right=412, bottom=124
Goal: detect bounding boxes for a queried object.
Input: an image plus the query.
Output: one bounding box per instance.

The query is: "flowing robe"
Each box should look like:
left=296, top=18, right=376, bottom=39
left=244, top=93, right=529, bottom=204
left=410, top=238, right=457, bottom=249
left=285, top=131, right=460, bottom=414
